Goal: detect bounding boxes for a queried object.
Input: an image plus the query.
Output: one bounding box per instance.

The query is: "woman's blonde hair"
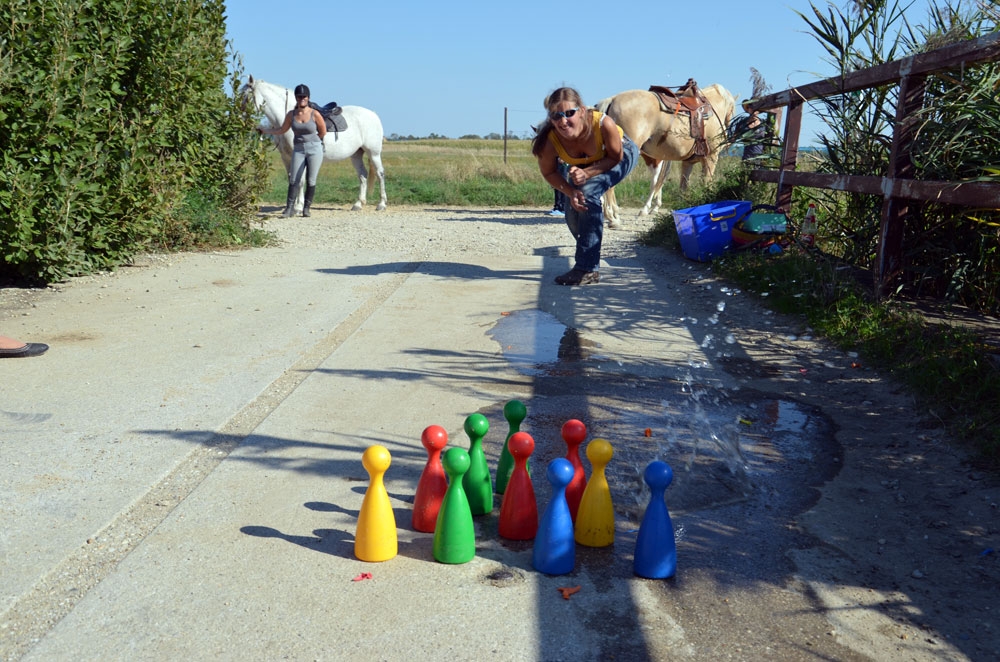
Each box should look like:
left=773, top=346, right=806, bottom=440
left=532, top=87, right=593, bottom=156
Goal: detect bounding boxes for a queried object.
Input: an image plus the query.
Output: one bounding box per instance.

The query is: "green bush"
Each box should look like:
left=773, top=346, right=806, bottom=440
left=0, top=0, right=269, bottom=284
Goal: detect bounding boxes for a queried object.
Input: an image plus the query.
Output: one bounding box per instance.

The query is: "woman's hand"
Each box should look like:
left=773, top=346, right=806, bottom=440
left=567, top=166, right=588, bottom=186
left=568, top=189, right=587, bottom=212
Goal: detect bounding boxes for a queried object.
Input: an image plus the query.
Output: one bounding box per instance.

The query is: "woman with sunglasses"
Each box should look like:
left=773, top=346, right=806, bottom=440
left=260, top=83, right=327, bottom=217
left=532, top=87, right=638, bottom=285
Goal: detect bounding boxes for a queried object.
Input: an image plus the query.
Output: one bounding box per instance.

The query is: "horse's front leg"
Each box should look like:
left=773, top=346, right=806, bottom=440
left=679, top=161, right=696, bottom=192
left=349, top=149, right=367, bottom=210
left=369, top=153, right=387, bottom=211
left=603, top=187, right=621, bottom=228
left=639, top=160, right=664, bottom=217
left=650, top=160, right=671, bottom=216
left=702, top=153, right=720, bottom=183
left=295, top=184, right=306, bottom=213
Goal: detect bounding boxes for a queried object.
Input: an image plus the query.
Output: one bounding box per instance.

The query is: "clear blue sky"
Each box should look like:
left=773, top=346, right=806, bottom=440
left=225, top=0, right=939, bottom=143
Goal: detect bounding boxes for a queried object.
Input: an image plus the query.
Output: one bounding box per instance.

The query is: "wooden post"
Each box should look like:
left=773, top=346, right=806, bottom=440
left=775, top=99, right=803, bottom=212
left=877, top=74, right=926, bottom=299
left=504, top=107, right=508, bottom=164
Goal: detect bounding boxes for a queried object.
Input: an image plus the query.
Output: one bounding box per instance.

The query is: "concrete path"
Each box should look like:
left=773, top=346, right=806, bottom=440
left=1, top=208, right=976, bottom=661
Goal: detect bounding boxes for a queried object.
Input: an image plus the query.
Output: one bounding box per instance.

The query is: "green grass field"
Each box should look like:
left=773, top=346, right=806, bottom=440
left=262, top=138, right=663, bottom=209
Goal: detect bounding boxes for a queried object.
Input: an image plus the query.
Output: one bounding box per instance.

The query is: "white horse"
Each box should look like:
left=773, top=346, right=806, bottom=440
left=242, top=75, right=387, bottom=212
left=596, top=84, right=736, bottom=225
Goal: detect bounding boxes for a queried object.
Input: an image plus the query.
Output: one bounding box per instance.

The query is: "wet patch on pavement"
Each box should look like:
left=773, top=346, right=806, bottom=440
left=480, top=306, right=844, bottom=592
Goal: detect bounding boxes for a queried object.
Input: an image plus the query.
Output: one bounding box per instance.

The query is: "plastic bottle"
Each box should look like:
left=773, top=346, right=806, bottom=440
left=801, top=203, right=818, bottom=246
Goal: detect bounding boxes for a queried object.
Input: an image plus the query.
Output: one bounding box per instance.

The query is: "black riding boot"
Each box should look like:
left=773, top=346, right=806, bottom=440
left=302, top=186, right=316, bottom=217
left=281, top=184, right=298, bottom=218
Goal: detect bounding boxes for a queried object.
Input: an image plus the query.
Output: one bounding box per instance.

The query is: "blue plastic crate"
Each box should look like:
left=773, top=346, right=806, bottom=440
left=672, top=200, right=752, bottom=261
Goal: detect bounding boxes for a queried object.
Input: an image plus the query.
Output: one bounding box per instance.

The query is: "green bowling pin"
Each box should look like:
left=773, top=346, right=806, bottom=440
left=434, top=447, right=475, bottom=564
left=462, top=413, right=493, bottom=515
left=496, top=400, right=527, bottom=494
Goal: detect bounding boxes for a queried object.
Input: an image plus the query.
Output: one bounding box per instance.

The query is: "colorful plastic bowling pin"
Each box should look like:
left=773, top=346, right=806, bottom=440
left=433, top=447, right=476, bottom=564
left=354, top=445, right=397, bottom=562
left=634, top=461, right=677, bottom=579
left=496, top=399, right=527, bottom=494
left=561, top=419, right=588, bottom=522
left=532, top=458, right=575, bottom=575
left=498, top=432, right=538, bottom=540
left=412, top=425, right=449, bottom=533
left=462, top=413, right=493, bottom=515
left=574, top=438, right=615, bottom=547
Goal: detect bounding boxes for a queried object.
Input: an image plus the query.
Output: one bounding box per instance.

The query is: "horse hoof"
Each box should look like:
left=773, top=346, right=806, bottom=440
left=376, top=203, right=386, bottom=211
left=351, top=202, right=363, bottom=211
left=607, top=218, right=623, bottom=230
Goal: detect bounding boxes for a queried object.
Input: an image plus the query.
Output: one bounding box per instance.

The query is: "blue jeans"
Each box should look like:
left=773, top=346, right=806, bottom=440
left=289, top=141, right=324, bottom=187
left=564, top=135, right=639, bottom=272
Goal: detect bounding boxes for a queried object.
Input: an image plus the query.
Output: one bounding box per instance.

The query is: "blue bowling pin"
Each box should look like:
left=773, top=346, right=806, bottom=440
left=633, top=461, right=676, bottom=579
left=532, top=458, right=575, bottom=575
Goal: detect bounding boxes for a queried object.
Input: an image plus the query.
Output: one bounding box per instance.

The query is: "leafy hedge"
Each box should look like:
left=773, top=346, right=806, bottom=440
left=0, top=0, right=268, bottom=283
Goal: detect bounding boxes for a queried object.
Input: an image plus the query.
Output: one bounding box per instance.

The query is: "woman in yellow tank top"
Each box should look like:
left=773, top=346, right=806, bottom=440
left=532, top=87, right=638, bottom=285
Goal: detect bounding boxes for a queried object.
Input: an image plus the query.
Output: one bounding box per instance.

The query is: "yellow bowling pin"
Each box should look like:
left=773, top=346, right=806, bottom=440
left=574, top=438, right=615, bottom=547
left=355, top=445, right=398, bottom=562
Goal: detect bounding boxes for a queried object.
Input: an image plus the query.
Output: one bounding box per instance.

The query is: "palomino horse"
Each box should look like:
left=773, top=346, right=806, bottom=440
left=242, top=76, right=387, bottom=212
left=598, top=84, right=736, bottom=225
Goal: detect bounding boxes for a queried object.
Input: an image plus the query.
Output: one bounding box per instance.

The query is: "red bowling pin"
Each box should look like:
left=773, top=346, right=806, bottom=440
left=561, top=419, right=587, bottom=522
left=412, top=425, right=449, bottom=533
left=498, top=432, right=538, bottom=540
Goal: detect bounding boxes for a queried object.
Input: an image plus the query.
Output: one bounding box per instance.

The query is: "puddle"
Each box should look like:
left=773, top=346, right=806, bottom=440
left=616, top=394, right=828, bottom=519
left=487, top=309, right=595, bottom=375
left=483, top=309, right=834, bottom=523
left=498, top=393, right=828, bottom=523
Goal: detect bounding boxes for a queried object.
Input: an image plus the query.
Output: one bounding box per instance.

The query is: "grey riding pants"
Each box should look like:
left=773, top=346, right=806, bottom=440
left=289, top=141, right=324, bottom=188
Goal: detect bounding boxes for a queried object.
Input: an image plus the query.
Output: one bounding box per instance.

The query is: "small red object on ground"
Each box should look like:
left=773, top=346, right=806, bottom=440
left=557, top=585, right=581, bottom=600
left=352, top=572, right=373, bottom=582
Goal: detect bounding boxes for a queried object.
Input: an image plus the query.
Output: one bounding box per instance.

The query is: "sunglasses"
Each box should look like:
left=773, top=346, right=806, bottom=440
left=549, top=107, right=580, bottom=121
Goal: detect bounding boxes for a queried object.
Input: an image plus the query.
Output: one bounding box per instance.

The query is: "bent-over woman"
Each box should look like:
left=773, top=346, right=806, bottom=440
left=532, top=87, right=638, bottom=285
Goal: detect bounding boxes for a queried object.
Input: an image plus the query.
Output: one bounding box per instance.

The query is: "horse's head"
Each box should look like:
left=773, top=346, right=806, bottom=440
left=239, top=75, right=261, bottom=113
left=240, top=76, right=291, bottom=127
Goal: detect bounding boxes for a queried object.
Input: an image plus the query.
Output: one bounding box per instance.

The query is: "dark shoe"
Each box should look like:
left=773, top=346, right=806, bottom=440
left=0, top=343, right=48, bottom=358
left=281, top=184, right=298, bottom=217
left=302, top=186, right=316, bottom=217
left=554, top=269, right=600, bottom=286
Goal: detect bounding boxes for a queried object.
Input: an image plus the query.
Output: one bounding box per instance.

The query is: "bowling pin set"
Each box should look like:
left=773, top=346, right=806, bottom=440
left=354, top=400, right=677, bottom=579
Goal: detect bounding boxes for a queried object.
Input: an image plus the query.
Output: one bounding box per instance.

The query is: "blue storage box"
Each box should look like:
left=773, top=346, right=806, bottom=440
left=672, top=200, right=752, bottom=261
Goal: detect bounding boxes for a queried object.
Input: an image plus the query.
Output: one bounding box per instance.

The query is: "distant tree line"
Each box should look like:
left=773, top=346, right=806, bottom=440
left=387, top=131, right=533, bottom=141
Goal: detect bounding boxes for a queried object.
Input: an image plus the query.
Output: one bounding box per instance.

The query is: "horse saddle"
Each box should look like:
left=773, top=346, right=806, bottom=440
left=648, top=79, right=713, bottom=158
left=309, top=101, right=348, bottom=133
